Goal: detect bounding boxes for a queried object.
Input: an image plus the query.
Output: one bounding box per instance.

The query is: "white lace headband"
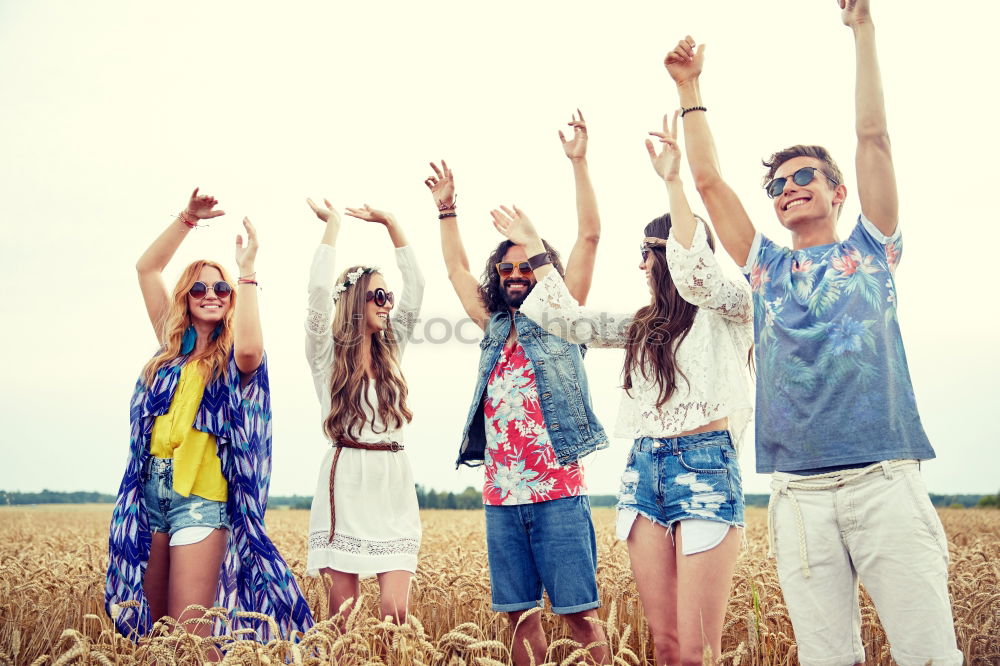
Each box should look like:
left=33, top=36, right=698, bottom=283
left=332, top=266, right=379, bottom=302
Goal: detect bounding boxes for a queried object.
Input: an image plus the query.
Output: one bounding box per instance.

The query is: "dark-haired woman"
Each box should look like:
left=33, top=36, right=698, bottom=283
left=105, top=189, right=313, bottom=649
left=303, top=198, right=424, bottom=624
left=492, top=114, right=753, bottom=666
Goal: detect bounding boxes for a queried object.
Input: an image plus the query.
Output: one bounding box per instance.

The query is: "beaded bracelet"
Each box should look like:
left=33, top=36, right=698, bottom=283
left=438, top=212, right=457, bottom=220
left=680, top=105, right=707, bottom=118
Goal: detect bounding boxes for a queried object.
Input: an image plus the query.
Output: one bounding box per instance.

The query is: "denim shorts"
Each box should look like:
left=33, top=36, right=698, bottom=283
left=617, top=430, right=744, bottom=537
left=142, top=458, right=230, bottom=536
left=484, top=495, right=600, bottom=614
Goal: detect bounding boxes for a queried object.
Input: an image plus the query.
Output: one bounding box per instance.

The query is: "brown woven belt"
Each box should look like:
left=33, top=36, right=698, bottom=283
left=328, top=438, right=404, bottom=541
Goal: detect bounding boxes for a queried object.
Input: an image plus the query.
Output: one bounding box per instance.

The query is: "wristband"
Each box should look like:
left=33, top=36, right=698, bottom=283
left=179, top=210, right=199, bottom=228
left=680, top=105, right=707, bottom=118
left=527, top=251, right=552, bottom=270
left=438, top=212, right=457, bottom=220
left=238, top=279, right=258, bottom=286
left=437, top=194, right=457, bottom=211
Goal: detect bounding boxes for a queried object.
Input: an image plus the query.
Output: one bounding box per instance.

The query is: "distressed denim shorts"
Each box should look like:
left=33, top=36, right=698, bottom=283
left=616, top=430, right=744, bottom=544
left=142, top=458, right=230, bottom=540
left=484, top=495, right=600, bottom=614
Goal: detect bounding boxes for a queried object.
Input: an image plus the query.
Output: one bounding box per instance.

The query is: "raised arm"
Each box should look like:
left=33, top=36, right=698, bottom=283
left=344, top=204, right=409, bottom=249
left=304, top=198, right=341, bottom=389
left=842, top=0, right=897, bottom=236
left=233, top=217, right=263, bottom=376
left=665, top=38, right=757, bottom=267
left=307, top=197, right=341, bottom=248
left=491, top=206, right=630, bottom=347
left=646, top=113, right=752, bottom=322
left=425, top=161, right=489, bottom=329
left=136, top=188, right=225, bottom=341
left=558, top=110, right=601, bottom=304
left=646, top=110, right=699, bottom=248
left=344, top=205, right=426, bottom=350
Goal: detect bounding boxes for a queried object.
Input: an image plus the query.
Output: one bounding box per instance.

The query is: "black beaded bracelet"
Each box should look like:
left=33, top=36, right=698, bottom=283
left=681, top=105, right=707, bottom=117
left=438, top=212, right=457, bottom=220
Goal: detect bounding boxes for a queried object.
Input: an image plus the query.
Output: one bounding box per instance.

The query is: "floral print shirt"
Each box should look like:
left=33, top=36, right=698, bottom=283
left=744, top=215, right=935, bottom=473
left=483, top=341, right=586, bottom=505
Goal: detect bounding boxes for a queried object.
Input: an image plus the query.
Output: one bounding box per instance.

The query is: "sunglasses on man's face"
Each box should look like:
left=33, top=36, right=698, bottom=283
left=496, top=261, right=532, bottom=278
left=764, top=166, right=839, bottom=199
left=188, top=281, right=233, bottom=299
left=366, top=288, right=394, bottom=307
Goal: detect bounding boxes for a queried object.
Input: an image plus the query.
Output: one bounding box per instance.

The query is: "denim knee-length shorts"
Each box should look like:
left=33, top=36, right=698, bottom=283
left=484, top=495, right=600, bottom=614
left=616, top=430, right=744, bottom=540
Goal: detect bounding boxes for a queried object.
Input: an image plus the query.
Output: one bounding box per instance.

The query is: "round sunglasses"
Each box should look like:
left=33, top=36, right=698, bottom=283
left=366, top=288, right=394, bottom=307
left=764, top=166, right=839, bottom=199
left=188, top=280, right=233, bottom=299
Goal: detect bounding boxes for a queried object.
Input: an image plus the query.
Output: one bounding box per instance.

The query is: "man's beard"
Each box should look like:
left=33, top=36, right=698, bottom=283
left=502, top=278, right=534, bottom=308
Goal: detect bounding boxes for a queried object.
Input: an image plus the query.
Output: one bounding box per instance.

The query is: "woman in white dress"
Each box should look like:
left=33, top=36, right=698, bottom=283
left=303, top=198, right=424, bottom=623
left=490, top=114, right=753, bottom=665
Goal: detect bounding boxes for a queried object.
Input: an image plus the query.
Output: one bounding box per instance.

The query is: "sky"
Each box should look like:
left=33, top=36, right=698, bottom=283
left=1, top=0, right=998, bottom=499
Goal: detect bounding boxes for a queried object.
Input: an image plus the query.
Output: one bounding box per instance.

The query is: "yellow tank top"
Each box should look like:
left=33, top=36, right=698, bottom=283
left=149, top=361, right=228, bottom=502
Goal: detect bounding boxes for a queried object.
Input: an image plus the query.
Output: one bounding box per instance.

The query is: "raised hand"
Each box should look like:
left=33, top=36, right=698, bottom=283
left=306, top=198, right=340, bottom=225
left=664, top=35, right=704, bottom=86
left=490, top=205, right=540, bottom=247
left=185, top=187, right=225, bottom=219
left=235, top=217, right=258, bottom=272
left=840, top=0, right=871, bottom=27
left=345, top=204, right=395, bottom=226
left=424, top=160, right=456, bottom=211
left=558, top=109, right=588, bottom=161
left=645, top=111, right=682, bottom=182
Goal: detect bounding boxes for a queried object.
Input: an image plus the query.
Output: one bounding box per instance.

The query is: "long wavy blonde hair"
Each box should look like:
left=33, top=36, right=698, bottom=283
left=141, top=260, right=236, bottom=385
left=323, top=266, right=412, bottom=442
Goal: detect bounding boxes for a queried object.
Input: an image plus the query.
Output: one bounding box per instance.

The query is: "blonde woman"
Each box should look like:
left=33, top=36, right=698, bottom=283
left=492, top=114, right=753, bottom=665
left=105, top=189, right=313, bottom=646
left=304, top=198, right=424, bottom=623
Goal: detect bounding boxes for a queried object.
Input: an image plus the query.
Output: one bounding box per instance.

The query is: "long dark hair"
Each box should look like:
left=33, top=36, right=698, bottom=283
left=323, top=267, right=412, bottom=441
left=622, top=214, right=716, bottom=408
left=479, top=239, right=565, bottom=314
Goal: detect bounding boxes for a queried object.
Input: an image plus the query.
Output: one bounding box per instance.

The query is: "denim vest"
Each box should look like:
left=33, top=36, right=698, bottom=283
left=455, top=310, right=609, bottom=468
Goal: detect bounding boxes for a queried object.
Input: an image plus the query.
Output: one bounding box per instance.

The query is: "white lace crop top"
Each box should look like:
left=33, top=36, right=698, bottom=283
left=304, top=243, right=424, bottom=443
left=519, top=223, right=754, bottom=451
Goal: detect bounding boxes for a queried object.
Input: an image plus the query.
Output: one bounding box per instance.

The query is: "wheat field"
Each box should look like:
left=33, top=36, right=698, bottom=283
left=0, top=506, right=997, bottom=665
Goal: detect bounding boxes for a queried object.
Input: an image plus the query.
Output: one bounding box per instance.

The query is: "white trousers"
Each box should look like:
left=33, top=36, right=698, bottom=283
left=768, top=461, right=962, bottom=666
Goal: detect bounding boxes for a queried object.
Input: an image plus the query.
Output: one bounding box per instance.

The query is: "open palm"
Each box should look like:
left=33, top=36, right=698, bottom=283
left=490, top=205, right=539, bottom=246
left=425, top=161, right=456, bottom=210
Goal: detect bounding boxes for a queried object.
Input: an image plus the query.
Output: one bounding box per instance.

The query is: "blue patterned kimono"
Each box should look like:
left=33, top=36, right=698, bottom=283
left=105, top=352, right=314, bottom=640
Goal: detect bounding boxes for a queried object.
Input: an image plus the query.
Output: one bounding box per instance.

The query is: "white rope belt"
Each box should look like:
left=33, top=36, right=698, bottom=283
left=767, top=459, right=918, bottom=579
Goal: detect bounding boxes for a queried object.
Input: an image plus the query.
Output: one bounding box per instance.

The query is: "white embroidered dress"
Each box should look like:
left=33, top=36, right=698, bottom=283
left=304, top=244, right=424, bottom=577
left=520, top=223, right=753, bottom=450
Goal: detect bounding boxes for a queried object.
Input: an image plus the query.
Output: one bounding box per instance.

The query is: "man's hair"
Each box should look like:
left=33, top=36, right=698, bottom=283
left=761, top=144, right=843, bottom=188
left=479, top=239, right=564, bottom=314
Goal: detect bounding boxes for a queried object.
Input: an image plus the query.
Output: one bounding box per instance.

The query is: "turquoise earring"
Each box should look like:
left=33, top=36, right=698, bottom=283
left=180, top=325, right=196, bottom=354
